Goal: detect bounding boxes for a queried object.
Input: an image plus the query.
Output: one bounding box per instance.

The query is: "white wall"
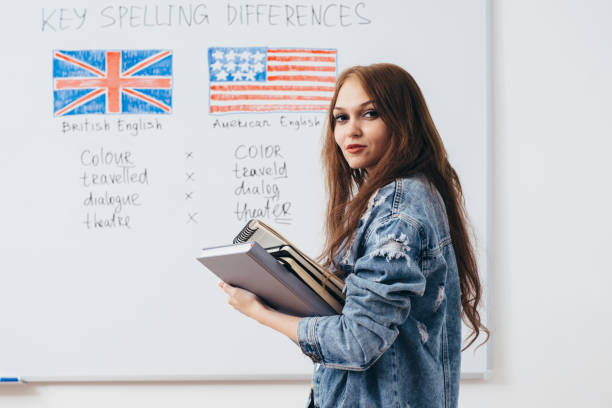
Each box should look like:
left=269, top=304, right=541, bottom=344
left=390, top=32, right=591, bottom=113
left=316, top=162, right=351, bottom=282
left=2, top=1, right=611, bottom=406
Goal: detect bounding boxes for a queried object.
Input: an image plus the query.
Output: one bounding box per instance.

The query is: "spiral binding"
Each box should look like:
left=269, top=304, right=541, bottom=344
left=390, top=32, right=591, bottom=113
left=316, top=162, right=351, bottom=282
left=233, top=222, right=257, bottom=244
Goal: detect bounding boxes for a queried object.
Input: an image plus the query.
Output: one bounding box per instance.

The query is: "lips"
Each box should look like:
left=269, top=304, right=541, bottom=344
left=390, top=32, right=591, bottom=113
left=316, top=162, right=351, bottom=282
left=346, top=144, right=366, bottom=153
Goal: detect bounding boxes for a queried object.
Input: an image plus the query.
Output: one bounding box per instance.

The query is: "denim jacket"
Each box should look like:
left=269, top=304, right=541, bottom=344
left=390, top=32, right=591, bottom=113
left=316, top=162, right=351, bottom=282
left=298, top=176, right=462, bottom=408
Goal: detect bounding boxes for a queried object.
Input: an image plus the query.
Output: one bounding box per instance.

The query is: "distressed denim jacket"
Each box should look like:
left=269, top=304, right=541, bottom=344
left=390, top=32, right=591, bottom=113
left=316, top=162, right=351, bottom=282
left=298, top=176, right=462, bottom=408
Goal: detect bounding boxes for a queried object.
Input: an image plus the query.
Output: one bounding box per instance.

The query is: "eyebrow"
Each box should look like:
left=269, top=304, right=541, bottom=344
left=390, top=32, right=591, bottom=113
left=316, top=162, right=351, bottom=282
left=333, top=100, right=375, bottom=111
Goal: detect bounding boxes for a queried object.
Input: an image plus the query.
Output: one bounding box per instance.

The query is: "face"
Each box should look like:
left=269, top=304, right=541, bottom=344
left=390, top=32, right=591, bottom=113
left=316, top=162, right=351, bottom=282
left=333, top=77, right=391, bottom=172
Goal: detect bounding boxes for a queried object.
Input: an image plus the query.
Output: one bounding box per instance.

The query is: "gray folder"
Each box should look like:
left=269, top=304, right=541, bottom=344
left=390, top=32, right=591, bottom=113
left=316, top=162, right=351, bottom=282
left=197, top=241, right=337, bottom=317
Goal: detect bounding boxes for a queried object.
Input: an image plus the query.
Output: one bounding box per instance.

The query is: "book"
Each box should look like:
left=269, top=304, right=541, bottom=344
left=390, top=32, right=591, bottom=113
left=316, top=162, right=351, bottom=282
left=197, top=241, right=337, bottom=317
left=233, top=219, right=345, bottom=304
left=268, top=245, right=344, bottom=314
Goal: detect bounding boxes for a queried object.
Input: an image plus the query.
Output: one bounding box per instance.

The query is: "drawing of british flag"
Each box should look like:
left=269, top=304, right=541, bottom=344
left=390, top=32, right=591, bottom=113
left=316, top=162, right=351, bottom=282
left=53, top=50, right=172, bottom=116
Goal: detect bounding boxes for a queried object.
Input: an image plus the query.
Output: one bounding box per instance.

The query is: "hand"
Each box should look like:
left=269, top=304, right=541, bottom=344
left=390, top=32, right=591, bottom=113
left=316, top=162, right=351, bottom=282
left=218, top=281, right=269, bottom=321
left=218, top=281, right=301, bottom=343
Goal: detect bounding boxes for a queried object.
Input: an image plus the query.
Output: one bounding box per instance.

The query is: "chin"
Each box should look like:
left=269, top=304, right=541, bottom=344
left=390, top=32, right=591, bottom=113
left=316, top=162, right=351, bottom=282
left=347, top=160, right=370, bottom=170
left=343, top=154, right=372, bottom=170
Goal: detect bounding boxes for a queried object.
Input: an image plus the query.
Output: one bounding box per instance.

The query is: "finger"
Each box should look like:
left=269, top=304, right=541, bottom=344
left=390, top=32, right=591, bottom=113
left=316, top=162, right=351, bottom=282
left=223, top=283, right=236, bottom=296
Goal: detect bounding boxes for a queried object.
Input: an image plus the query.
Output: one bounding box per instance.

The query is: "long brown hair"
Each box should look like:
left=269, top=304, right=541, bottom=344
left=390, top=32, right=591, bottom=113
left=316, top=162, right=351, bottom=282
left=321, top=63, right=489, bottom=350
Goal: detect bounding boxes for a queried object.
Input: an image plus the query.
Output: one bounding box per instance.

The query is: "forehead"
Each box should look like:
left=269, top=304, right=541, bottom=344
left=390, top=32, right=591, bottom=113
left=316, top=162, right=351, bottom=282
left=334, top=77, right=373, bottom=109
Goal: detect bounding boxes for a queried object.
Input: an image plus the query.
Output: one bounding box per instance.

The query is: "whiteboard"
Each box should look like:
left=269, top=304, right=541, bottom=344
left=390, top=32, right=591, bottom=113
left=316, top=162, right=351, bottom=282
left=0, top=0, right=490, bottom=381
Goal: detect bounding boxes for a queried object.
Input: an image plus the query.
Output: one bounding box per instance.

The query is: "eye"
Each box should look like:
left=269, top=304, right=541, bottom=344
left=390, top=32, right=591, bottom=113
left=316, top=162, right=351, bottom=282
left=363, top=109, right=379, bottom=119
left=334, top=113, right=348, bottom=123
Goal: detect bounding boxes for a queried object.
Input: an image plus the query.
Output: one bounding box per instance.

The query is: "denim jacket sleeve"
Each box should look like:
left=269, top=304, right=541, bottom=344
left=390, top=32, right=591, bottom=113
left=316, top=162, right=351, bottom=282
left=297, top=216, right=426, bottom=371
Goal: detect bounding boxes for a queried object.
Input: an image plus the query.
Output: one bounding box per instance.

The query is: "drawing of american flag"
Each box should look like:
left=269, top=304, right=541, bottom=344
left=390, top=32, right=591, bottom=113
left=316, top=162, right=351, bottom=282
left=53, top=50, right=172, bottom=116
left=208, top=47, right=337, bottom=114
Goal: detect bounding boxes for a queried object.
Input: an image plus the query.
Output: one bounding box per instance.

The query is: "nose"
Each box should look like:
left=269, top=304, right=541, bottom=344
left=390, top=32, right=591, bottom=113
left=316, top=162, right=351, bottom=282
left=347, top=118, right=362, bottom=138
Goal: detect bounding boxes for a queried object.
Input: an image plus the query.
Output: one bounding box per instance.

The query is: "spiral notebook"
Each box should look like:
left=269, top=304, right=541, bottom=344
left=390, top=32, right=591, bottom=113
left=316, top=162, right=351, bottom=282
left=233, top=219, right=345, bottom=303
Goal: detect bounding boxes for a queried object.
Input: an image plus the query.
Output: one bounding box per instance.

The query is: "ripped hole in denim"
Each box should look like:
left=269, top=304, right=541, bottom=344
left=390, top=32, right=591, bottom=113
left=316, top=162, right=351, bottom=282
left=417, top=321, right=429, bottom=344
left=373, top=233, right=411, bottom=263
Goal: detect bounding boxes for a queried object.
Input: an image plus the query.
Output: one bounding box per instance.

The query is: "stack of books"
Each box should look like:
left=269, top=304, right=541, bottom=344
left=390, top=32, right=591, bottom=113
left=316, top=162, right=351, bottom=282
left=197, top=219, right=345, bottom=317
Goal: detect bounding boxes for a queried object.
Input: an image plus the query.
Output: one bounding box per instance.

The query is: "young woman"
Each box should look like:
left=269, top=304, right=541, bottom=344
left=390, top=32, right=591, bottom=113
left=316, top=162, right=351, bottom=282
left=219, top=63, right=489, bottom=408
